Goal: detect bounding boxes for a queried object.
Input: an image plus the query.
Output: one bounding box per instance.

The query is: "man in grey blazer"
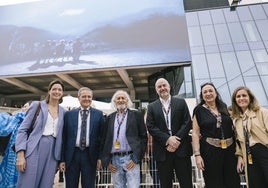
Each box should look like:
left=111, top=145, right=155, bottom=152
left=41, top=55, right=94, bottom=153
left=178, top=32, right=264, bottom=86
left=146, top=78, right=193, bottom=188
left=60, top=87, right=104, bottom=188
left=101, top=90, right=147, bottom=188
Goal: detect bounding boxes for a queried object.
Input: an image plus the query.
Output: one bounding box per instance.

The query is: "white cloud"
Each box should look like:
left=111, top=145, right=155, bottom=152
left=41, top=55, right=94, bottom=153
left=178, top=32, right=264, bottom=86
left=59, top=9, right=85, bottom=17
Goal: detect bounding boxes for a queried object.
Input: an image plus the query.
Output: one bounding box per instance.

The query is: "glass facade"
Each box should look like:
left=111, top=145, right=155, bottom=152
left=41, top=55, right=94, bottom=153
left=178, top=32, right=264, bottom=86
left=186, top=3, right=268, bottom=107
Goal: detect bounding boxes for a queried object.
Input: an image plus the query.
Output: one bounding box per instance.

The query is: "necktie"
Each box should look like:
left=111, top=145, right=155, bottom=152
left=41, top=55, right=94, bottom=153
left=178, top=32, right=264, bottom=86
left=80, top=109, right=88, bottom=150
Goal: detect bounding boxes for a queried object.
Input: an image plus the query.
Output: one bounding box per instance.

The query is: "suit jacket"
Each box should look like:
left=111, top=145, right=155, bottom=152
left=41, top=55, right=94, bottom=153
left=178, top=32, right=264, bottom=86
left=101, top=109, right=148, bottom=167
left=16, top=100, right=65, bottom=160
left=62, top=107, right=104, bottom=168
left=146, top=96, right=192, bottom=161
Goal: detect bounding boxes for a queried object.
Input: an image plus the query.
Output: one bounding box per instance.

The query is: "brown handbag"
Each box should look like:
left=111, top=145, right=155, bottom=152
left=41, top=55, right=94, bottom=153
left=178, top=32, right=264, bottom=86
left=27, top=102, right=41, bottom=138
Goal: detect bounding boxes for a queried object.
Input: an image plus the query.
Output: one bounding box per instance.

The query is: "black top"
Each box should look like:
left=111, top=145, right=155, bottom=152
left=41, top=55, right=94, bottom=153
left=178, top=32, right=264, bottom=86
left=193, top=105, right=234, bottom=140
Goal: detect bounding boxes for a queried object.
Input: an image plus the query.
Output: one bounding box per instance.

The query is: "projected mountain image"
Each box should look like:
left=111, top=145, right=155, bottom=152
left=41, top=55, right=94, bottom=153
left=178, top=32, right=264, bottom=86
left=0, top=0, right=191, bottom=76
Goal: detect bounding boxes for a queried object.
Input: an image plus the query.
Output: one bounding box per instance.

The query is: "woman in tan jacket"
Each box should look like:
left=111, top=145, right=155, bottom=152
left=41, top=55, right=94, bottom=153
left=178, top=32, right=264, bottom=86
left=232, top=86, right=268, bottom=188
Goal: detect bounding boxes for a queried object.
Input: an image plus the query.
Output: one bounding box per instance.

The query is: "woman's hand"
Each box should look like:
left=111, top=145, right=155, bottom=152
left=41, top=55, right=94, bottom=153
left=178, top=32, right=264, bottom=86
left=237, top=156, right=245, bottom=173
left=16, top=151, right=26, bottom=172
left=195, top=155, right=205, bottom=171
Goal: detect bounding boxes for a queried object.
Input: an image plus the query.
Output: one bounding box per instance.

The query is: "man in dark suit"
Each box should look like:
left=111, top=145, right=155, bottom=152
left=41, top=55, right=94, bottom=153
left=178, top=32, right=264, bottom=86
left=101, top=90, right=147, bottom=188
left=59, top=87, right=104, bottom=188
left=146, top=78, right=193, bottom=188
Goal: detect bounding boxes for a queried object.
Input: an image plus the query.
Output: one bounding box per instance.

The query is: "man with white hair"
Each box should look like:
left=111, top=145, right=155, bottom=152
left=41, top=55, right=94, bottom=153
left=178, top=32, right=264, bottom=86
left=101, top=90, right=147, bottom=188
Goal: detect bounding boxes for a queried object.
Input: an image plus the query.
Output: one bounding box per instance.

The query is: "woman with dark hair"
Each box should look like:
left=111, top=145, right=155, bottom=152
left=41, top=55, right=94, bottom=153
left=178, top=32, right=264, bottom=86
left=192, top=83, right=240, bottom=188
left=15, top=79, right=66, bottom=188
left=232, top=86, right=268, bottom=188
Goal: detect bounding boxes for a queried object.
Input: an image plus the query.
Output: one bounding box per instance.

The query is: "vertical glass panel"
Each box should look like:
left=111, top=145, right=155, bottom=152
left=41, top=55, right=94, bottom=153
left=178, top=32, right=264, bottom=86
left=201, top=25, right=217, bottom=45
left=252, top=49, right=268, bottom=63
left=186, top=12, right=199, bottom=27
left=205, top=45, right=219, bottom=53
left=228, top=23, right=247, bottom=43
left=185, top=82, right=193, bottom=98
left=228, top=76, right=245, bottom=98
left=192, top=54, right=209, bottom=79
left=263, top=3, right=268, bottom=16
left=219, top=44, right=234, bottom=52
left=236, top=51, right=256, bottom=75
left=223, top=8, right=239, bottom=23
left=256, top=20, right=268, bottom=40
left=244, top=76, right=268, bottom=106
left=241, top=21, right=261, bottom=42
left=187, top=27, right=203, bottom=46
left=198, top=11, right=212, bottom=25
left=214, top=24, right=232, bottom=44
left=190, top=46, right=205, bottom=55
left=210, top=9, right=225, bottom=24
left=221, top=52, right=241, bottom=81
left=237, top=6, right=253, bottom=21
left=243, top=67, right=258, bottom=76
left=256, top=62, right=268, bottom=75
left=184, top=66, right=192, bottom=82
left=261, top=76, right=268, bottom=99
left=212, top=79, right=231, bottom=105
left=206, top=53, right=225, bottom=78
left=249, top=4, right=267, bottom=20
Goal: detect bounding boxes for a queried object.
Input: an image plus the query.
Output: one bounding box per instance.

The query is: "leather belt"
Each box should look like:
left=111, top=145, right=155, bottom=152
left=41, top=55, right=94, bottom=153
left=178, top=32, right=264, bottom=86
left=206, top=137, right=233, bottom=148
left=112, top=151, right=133, bottom=156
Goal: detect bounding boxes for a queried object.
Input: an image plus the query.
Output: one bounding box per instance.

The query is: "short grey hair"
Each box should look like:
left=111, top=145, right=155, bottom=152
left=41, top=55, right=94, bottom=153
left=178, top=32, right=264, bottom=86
left=78, top=87, right=93, bottom=98
left=111, top=90, right=133, bottom=110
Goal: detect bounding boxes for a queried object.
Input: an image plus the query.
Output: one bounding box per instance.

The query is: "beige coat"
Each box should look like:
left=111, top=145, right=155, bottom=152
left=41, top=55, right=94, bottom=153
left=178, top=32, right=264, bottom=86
left=233, top=107, right=268, bottom=187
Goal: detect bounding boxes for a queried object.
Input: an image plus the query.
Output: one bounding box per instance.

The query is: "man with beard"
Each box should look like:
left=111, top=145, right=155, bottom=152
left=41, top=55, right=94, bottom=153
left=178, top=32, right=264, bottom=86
left=146, top=78, right=193, bottom=188
left=100, top=90, right=147, bottom=188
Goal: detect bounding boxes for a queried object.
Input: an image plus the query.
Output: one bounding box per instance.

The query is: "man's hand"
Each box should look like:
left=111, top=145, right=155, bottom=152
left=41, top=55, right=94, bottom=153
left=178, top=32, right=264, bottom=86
left=96, top=159, right=102, bottom=170
left=59, top=162, right=66, bottom=173
left=167, top=136, right=181, bottom=149
left=126, top=160, right=136, bottom=170
left=108, top=163, right=117, bottom=173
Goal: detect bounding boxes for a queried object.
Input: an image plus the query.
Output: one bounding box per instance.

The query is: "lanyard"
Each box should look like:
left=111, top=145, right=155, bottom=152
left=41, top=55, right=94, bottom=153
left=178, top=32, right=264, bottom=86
left=162, top=102, right=171, bottom=135
left=116, top=110, right=127, bottom=140
left=243, top=118, right=251, bottom=154
left=206, top=105, right=225, bottom=139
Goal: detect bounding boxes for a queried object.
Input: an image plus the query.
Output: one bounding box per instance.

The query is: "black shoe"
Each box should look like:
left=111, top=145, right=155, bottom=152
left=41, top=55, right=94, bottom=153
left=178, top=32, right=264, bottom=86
left=59, top=178, right=64, bottom=183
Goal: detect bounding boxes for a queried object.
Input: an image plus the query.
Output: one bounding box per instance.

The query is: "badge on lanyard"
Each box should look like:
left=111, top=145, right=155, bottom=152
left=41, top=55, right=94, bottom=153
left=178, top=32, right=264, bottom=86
left=114, top=139, right=121, bottom=149
left=248, top=153, right=253, bottom=164
left=221, top=139, right=227, bottom=149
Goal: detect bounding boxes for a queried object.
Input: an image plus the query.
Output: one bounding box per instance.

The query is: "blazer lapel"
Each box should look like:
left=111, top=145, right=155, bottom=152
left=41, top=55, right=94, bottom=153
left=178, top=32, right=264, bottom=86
left=73, top=108, right=80, bottom=137
left=126, top=109, right=131, bottom=132
left=89, top=108, right=95, bottom=134
left=156, top=99, right=166, bottom=124
left=109, top=112, right=116, bottom=136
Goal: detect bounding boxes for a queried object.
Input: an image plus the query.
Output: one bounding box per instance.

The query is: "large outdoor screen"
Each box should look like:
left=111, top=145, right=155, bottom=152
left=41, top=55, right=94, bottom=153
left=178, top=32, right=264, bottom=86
left=0, top=0, right=191, bottom=76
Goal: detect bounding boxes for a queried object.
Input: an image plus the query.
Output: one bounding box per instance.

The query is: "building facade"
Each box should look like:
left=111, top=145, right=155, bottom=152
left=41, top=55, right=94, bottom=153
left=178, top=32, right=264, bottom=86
left=186, top=0, right=268, bottom=107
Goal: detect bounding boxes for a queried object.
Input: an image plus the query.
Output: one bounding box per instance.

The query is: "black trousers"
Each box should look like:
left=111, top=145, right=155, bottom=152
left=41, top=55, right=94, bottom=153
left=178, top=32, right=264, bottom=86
left=157, top=152, right=193, bottom=188
left=202, top=143, right=240, bottom=188
left=248, top=143, right=268, bottom=188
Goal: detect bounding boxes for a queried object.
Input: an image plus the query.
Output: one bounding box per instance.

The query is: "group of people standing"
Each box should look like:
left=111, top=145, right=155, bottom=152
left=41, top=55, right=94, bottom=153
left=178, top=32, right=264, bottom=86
left=1, top=77, right=267, bottom=188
